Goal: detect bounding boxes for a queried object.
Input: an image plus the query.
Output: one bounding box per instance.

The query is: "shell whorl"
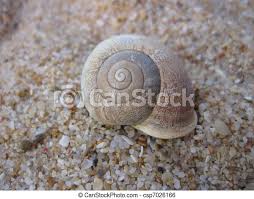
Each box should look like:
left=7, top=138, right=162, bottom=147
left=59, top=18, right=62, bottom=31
left=81, top=35, right=197, bottom=139
left=85, top=48, right=161, bottom=125
left=97, top=51, right=146, bottom=93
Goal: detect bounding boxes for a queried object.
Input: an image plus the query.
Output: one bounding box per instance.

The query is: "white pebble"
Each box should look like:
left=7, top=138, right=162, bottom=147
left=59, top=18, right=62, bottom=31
left=104, top=171, right=111, bottom=180
left=124, top=126, right=135, bottom=138
left=35, top=127, right=47, bottom=137
left=190, top=147, right=197, bottom=153
left=93, top=177, right=103, bottom=190
left=244, top=95, right=253, bottom=102
left=214, top=119, right=230, bottom=136
left=139, top=146, right=144, bottom=157
left=85, top=183, right=92, bottom=190
left=59, top=135, right=70, bottom=148
left=118, top=174, right=125, bottom=182
left=198, top=103, right=207, bottom=112
left=96, top=142, right=107, bottom=149
left=100, top=147, right=109, bottom=153
left=83, top=159, right=93, bottom=169
left=137, top=181, right=144, bottom=188
left=174, top=178, right=181, bottom=189
left=175, top=171, right=185, bottom=178
left=121, top=135, right=134, bottom=145
left=8, top=121, right=15, bottom=129
left=0, top=173, right=5, bottom=182
left=229, top=147, right=237, bottom=158
left=203, top=111, right=211, bottom=122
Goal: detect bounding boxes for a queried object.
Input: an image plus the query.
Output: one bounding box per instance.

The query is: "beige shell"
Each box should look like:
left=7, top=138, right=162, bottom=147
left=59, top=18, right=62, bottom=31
left=81, top=34, right=197, bottom=139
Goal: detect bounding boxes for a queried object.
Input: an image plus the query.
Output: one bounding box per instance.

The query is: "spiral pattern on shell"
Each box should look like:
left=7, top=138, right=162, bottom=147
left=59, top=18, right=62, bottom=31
left=95, top=50, right=160, bottom=124
left=97, top=51, right=146, bottom=93
left=81, top=35, right=197, bottom=139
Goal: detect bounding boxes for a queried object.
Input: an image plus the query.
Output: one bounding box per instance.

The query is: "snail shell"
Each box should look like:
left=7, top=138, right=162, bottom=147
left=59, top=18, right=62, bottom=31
left=81, top=35, right=197, bottom=139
